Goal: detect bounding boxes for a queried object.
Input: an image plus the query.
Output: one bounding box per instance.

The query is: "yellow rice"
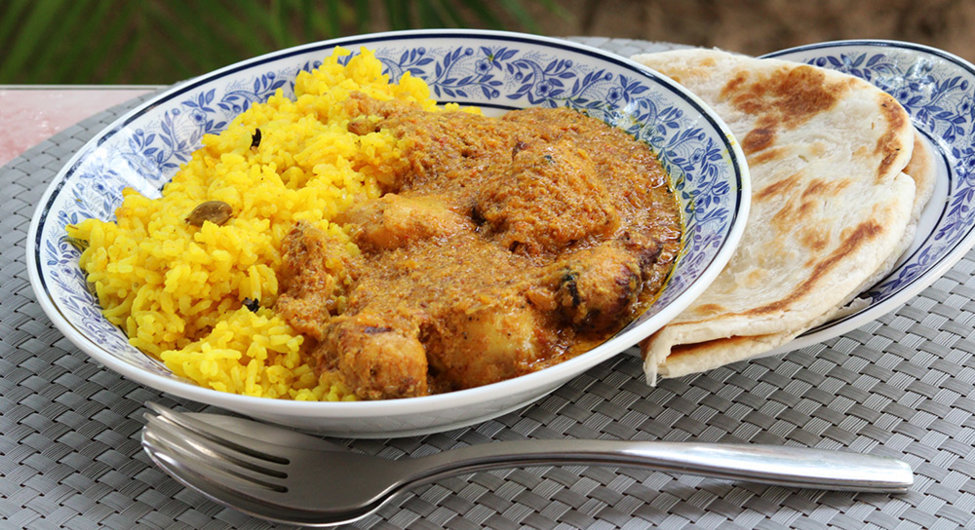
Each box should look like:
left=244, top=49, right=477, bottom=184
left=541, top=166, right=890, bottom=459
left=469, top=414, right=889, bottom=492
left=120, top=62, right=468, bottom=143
left=67, top=48, right=447, bottom=401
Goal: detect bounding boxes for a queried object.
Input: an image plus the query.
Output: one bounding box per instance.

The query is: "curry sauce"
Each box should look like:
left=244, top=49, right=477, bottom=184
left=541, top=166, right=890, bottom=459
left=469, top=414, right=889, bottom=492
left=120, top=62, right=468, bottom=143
left=275, top=93, right=682, bottom=399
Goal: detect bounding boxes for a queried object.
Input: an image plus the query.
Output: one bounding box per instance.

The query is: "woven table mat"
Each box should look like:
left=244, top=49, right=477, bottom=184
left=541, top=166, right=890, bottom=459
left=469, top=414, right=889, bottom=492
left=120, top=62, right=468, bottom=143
left=3, top=38, right=975, bottom=530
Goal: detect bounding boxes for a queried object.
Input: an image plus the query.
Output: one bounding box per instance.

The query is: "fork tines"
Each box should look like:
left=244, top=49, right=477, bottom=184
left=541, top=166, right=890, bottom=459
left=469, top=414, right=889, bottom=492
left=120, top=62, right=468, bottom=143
left=142, top=403, right=290, bottom=493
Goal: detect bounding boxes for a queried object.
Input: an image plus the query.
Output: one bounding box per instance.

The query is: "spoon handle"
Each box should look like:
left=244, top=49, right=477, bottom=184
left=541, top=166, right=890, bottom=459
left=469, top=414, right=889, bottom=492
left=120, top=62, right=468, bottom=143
left=409, top=440, right=912, bottom=493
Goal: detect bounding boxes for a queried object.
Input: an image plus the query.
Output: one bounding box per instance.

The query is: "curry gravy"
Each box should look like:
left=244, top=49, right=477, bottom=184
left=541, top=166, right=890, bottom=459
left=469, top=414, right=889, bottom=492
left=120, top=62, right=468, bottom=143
left=276, top=93, right=682, bottom=399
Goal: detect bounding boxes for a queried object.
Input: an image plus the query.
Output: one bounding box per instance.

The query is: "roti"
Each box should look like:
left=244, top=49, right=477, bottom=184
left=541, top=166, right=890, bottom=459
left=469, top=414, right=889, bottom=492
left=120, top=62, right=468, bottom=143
left=630, top=49, right=924, bottom=382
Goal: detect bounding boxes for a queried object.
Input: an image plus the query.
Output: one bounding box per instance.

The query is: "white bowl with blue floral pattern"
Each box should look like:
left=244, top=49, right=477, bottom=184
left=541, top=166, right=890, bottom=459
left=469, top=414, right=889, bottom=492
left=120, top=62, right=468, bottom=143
left=27, top=30, right=749, bottom=437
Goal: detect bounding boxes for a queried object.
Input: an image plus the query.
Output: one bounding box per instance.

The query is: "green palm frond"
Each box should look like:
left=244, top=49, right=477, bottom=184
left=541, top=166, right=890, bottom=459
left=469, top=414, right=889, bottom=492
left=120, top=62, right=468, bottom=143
left=0, top=0, right=567, bottom=84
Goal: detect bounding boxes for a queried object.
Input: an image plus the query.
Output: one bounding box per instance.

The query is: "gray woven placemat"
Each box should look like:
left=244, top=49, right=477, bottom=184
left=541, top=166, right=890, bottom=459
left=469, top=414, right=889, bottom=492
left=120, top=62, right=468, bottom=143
left=3, top=38, right=975, bottom=529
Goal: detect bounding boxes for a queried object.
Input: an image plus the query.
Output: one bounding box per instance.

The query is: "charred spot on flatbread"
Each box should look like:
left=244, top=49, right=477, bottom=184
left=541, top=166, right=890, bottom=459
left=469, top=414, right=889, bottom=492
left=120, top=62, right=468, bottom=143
left=742, top=127, right=775, bottom=154
left=875, top=95, right=911, bottom=181
left=722, top=64, right=853, bottom=157
left=741, top=220, right=885, bottom=317
left=754, top=172, right=802, bottom=202
left=721, top=65, right=849, bottom=127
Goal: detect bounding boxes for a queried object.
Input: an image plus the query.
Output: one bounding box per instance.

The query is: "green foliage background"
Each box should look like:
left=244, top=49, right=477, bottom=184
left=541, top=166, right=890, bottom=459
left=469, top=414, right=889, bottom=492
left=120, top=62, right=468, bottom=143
left=1, top=0, right=561, bottom=84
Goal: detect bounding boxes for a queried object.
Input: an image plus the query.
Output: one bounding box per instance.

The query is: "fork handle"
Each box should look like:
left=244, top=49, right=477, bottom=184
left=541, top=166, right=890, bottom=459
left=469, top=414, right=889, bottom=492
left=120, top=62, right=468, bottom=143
left=407, top=441, right=912, bottom=493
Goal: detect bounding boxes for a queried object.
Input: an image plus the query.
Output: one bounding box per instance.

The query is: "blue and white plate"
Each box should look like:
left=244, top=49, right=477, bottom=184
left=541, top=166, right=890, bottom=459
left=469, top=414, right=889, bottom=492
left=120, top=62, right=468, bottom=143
left=762, top=40, right=975, bottom=353
left=27, top=30, right=749, bottom=437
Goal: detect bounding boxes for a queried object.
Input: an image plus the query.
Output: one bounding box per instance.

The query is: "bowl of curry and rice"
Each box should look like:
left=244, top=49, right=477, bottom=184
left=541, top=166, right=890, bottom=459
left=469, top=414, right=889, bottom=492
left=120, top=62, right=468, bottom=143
left=27, top=30, right=748, bottom=437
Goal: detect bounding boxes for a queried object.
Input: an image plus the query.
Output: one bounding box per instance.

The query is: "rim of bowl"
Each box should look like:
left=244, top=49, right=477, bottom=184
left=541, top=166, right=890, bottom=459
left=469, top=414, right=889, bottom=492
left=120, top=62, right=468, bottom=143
left=27, top=28, right=750, bottom=419
left=762, top=37, right=975, bottom=66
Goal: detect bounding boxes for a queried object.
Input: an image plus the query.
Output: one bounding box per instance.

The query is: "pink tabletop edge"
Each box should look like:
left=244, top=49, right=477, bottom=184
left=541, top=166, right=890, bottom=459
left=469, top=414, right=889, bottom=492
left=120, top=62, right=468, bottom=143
left=0, top=87, right=159, bottom=167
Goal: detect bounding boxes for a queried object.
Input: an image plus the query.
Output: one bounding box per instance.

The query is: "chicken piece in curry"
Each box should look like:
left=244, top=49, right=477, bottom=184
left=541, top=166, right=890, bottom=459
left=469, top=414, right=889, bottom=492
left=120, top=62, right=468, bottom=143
left=275, top=93, right=682, bottom=399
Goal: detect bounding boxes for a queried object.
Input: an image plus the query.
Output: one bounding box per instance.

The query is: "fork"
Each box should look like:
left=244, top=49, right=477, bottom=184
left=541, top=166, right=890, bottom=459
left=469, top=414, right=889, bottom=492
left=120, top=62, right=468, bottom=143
left=140, top=402, right=913, bottom=527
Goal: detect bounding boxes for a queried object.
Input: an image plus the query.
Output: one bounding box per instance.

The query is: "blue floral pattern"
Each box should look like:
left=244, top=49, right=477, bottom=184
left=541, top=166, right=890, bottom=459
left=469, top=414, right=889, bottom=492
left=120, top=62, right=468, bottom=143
left=766, top=42, right=975, bottom=318
left=31, top=33, right=745, bottom=372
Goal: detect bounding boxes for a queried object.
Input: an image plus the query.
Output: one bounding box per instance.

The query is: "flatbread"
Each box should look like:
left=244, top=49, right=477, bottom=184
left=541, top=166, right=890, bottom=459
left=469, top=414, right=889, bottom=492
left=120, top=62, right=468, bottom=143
left=630, top=49, right=919, bottom=381
left=847, top=131, right=936, bottom=298
left=904, top=131, right=936, bottom=222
